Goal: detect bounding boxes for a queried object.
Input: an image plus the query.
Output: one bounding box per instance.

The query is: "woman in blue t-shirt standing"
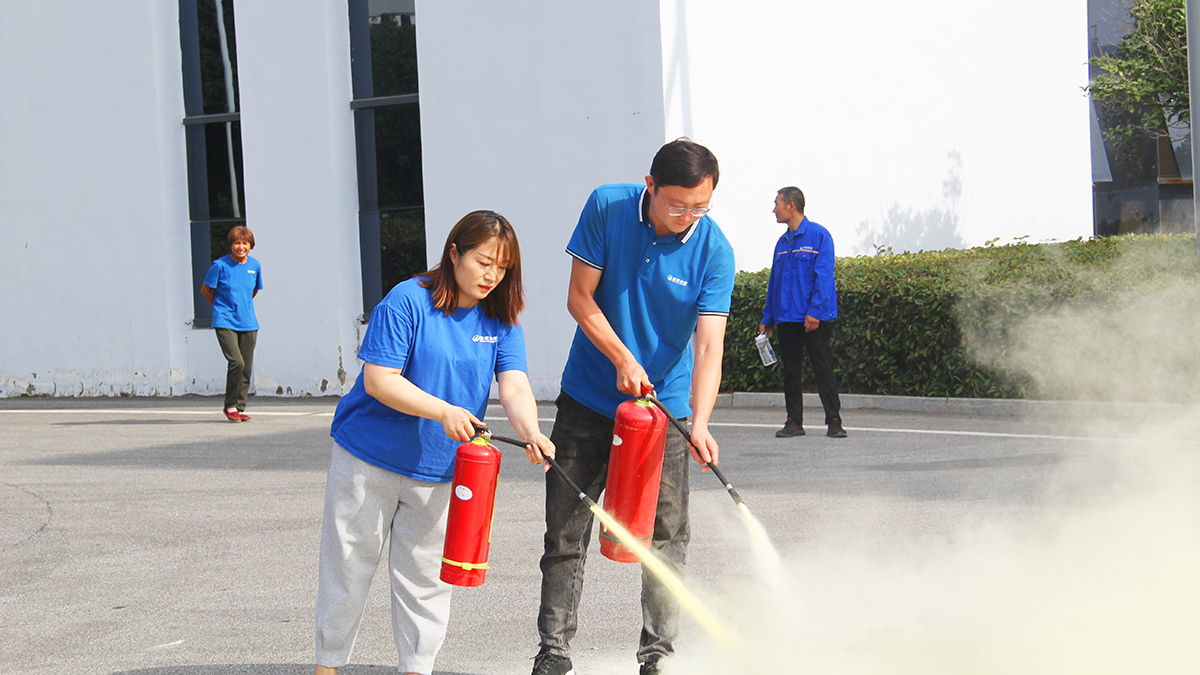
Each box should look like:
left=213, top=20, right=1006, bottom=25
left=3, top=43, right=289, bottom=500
left=201, top=226, right=263, bottom=422
left=314, top=211, right=555, bottom=675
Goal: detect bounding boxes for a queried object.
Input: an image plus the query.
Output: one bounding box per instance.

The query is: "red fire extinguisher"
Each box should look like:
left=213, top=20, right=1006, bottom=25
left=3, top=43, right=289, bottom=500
left=441, top=435, right=502, bottom=587
left=600, top=396, right=668, bottom=562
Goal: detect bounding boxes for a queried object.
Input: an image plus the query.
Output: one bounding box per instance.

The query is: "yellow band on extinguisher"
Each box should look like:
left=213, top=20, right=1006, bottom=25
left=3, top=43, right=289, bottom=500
left=442, top=557, right=489, bottom=571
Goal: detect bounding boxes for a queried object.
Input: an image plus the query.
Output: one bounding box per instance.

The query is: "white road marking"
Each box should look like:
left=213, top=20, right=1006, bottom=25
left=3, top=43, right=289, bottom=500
left=703, top=422, right=1103, bottom=442
left=0, top=411, right=1103, bottom=441
left=483, top=417, right=1104, bottom=442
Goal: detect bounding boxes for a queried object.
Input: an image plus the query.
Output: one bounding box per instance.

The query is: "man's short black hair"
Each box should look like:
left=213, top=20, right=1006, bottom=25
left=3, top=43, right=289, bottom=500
left=777, top=186, right=805, bottom=213
left=650, top=138, right=719, bottom=191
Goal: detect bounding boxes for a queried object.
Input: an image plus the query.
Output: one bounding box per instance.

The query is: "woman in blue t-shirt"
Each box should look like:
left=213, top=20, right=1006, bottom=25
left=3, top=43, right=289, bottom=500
left=201, top=226, right=263, bottom=422
left=315, top=211, right=555, bottom=675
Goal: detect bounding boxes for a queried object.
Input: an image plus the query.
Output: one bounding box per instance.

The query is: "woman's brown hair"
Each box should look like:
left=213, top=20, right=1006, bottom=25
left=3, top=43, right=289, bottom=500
left=227, top=226, right=255, bottom=249
left=419, top=210, right=524, bottom=325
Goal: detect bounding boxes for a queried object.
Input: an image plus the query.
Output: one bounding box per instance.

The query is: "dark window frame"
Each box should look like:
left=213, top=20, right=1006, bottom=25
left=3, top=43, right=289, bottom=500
left=180, top=0, right=246, bottom=328
left=349, top=0, right=424, bottom=315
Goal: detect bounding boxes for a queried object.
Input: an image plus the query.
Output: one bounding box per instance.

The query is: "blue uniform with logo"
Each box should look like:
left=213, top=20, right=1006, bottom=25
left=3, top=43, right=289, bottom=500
left=538, top=182, right=735, bottom=665
left=204, top=255, right=263, bottom=331
left=760, top=215, right=843, bottom=428
left=761, top=216, right=837, bottom=325
left=561, top=183, right=735, bottom=419
left=330, top=277, right=527, bottom=482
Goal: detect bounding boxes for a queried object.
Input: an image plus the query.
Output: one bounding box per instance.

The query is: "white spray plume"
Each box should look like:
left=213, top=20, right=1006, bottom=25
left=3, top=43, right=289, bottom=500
left=668, top=268, right=1200, bottom=674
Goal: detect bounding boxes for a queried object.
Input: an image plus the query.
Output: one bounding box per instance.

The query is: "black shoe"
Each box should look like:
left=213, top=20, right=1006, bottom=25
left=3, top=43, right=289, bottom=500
left=827, top=418, right=847, bottom=438
left=640, top=657, right=663, bottom=675
left=531, top=650, right=574, bottom=675
left=775, top=418, right=805, bottom=437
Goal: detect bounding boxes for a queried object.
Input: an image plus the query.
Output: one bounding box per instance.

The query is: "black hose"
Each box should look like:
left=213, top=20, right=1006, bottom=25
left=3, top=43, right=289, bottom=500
left=644, top=394, right=744, bottom=507
left=474, top=398, right=747, bottom=510
left=474, top=426, right=597, bottom=507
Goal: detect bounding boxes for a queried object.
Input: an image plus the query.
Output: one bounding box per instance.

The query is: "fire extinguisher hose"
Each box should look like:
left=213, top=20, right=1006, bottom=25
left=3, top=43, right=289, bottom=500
left=643, top=392, right=745, bottom=508
left=474, top=424, right=741, bottom=651
left=472, top=426, right=598, bottom=509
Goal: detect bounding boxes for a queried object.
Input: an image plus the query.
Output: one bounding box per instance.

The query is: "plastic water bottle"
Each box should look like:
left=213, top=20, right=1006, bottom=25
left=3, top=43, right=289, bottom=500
left=755, top=333, right=777, bottom=366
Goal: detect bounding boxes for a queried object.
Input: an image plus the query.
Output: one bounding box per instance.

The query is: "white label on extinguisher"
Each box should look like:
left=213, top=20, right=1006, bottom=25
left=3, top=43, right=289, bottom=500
left=455, top=485, right=474, bottom=501
left=612, top=434, right=623, bottom=446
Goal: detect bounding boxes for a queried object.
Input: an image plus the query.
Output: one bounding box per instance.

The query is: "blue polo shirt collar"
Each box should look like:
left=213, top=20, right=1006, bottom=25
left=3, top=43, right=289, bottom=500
left=640, top=187, right=699, bottom=244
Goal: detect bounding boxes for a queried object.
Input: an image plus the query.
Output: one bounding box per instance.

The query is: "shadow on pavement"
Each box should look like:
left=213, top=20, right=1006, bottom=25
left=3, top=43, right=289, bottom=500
left=26, top=428, right=332, bottom=472
left=111, top=666, right=484, bottom=675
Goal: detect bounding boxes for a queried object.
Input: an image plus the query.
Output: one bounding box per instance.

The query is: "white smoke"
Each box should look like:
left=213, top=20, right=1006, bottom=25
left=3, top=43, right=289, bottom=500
left=666, top=270, right=1200, bottom=674
left=671, top=426, right=1200, bottom=675
left=960, top=243, right=1200, bottom=404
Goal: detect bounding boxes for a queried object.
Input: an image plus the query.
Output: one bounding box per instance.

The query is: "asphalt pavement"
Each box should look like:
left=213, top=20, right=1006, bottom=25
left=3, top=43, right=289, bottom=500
left=0, top=395, right=1189, bottom=675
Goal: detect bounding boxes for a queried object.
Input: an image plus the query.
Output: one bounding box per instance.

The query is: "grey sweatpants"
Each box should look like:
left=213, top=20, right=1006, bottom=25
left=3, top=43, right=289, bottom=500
left=315, top=443, right=453, bottom=674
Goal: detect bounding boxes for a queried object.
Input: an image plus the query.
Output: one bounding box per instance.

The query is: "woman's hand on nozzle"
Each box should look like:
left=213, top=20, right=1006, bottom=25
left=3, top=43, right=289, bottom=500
left=523, top=432, right=556, bottom=472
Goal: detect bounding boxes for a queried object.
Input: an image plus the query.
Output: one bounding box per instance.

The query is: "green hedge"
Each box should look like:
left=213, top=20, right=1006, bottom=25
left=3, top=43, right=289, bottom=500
left=722, top=234, right=1200, bottom=399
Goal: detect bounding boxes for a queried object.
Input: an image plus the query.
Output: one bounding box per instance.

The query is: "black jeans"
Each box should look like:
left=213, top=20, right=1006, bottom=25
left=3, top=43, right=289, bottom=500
left=537, top=393, right=689, bottom=664
left=775, top=321, right=841, bottom=424
left=215, top=328, right=257, bottom=411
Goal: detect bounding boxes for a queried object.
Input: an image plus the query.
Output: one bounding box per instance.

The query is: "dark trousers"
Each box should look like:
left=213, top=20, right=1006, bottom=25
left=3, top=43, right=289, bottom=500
left=215, top=328, right=257, bottom=411
left=537, top=393, right=689, bottom=664
left=775, top=321, right=841, bottom=425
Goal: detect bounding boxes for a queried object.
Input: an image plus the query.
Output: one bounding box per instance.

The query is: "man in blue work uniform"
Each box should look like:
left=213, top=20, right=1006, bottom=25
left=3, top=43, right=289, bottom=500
left=531, top=140, right=735, bottom=675
left=759, top=187, right=847, bottom=439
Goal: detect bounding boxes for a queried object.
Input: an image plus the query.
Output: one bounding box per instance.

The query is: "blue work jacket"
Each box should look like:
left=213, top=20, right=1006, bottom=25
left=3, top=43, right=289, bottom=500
left=761, top=217, right=838, bottom=325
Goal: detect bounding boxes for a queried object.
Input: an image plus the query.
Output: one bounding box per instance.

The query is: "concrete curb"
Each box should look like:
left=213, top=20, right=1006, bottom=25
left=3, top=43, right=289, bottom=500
left=714, top=391, right=1181, bottom=419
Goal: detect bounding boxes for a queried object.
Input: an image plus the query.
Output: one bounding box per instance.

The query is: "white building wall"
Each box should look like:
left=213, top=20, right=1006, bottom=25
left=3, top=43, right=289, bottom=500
left=0, top=0, right=1096, bottom=400
left=0, top=2, right=192, bottom=397
left=416, top=0, right=668, bottom=399
left=224, top=1, right=363, bottom=397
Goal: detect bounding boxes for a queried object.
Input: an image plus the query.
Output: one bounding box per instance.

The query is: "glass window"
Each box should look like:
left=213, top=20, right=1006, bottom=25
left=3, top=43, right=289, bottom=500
left=368, top=8, right=418, bottom=98
left=350, top=0, right=425, bottom=314
left=197, top=120, right=245, bottom=222
left=181, top=0, right=245, bottom=327
left=370, top=105, right=423, bottom=210
left=183, top=121, right=246, bottom=328
left=197, top=0, right=240, bottom=115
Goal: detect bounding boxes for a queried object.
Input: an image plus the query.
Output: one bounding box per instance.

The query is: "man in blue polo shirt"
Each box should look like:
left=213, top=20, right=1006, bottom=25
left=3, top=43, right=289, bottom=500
left=759, top=187, right=847, bottom=439
left=531, top=140, right=735, bottom=675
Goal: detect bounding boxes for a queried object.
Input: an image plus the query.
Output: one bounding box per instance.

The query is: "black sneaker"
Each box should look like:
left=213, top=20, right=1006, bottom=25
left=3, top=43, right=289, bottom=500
left=827, top=418, right=848, bottom=438
left=775, top=418, right=805, bottom=437
left=640, top=657, right=663, bottom=675
left=531, top=650, right=574, bottom=675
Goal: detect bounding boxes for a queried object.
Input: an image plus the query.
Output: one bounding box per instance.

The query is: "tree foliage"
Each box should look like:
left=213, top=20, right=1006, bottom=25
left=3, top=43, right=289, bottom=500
left=1086, top=0, right=1189, bottom=142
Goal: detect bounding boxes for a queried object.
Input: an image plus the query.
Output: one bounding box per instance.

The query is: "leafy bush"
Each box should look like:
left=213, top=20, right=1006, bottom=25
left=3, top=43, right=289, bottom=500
left=723, top=234, right=1200, bottom=399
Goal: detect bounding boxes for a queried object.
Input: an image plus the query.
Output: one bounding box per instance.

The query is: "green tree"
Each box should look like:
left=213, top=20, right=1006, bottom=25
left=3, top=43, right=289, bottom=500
left=1086, top=0, right=1189, bottom=144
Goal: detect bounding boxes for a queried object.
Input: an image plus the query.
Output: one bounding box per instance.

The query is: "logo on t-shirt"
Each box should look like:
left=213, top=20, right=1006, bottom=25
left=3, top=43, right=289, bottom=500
left=472, top=335, right=498, bottom=343
left=667, top=275, right=688, bottom=287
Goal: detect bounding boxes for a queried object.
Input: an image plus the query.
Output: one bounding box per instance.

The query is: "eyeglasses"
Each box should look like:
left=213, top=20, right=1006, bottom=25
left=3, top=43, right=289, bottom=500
left=665, top=205, right=711, bottom=217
